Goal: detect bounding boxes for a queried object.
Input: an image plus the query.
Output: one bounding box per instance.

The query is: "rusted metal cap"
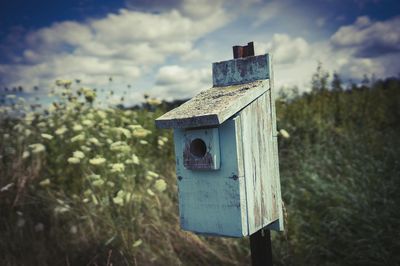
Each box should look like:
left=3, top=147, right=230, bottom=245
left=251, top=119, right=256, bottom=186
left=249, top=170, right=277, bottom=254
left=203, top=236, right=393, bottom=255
left=233, top=42, right=255, bottom=59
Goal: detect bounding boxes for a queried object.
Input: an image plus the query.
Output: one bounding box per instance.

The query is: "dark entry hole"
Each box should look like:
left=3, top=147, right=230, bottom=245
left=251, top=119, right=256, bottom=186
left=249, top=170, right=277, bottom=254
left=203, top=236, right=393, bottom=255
left=190, top=138, right=207, bottom=158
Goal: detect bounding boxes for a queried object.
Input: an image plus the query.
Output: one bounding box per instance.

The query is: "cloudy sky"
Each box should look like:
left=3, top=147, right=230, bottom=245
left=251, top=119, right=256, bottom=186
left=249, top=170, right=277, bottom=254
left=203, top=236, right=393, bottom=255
left=0, top=0, right=399, bottom=105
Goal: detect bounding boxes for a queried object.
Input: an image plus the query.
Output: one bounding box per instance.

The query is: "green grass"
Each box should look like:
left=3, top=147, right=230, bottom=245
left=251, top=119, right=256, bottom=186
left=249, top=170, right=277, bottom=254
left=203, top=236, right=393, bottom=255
left=0, top=74, right=399, bottom=265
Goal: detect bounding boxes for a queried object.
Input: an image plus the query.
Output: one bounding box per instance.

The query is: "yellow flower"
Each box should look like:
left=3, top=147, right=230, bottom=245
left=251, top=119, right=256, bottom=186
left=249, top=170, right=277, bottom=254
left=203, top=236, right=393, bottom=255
left=67, top=157, right=80, bottom=164
left=154, top=179, right=167, bottom=192
left=89, top=157, right=106, bottom=165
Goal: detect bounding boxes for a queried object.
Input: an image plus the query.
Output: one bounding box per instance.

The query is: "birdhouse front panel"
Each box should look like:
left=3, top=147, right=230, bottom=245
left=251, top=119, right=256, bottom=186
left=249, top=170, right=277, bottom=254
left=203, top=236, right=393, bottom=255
left=174, top=117, right=248, bottom=237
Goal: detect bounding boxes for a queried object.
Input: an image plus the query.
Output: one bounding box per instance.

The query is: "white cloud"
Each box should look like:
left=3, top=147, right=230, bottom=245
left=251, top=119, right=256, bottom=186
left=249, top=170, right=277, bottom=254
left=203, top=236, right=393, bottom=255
left=331, top=15, right=400, bottom=57
left=153, top=65, right=211, bottom=100
left=0, top=8, right=230, bottom=99
left=256, top=34, right=310, bottom=64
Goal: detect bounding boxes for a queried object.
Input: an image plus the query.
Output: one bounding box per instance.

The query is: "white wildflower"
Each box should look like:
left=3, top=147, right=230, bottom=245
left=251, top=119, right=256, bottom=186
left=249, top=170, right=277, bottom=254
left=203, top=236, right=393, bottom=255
left=67, top=157, right=80, bottom=164
left=55, top=126, right=67, bottom=135
left=147, top=189, right=155, bottom=196
left=89, top=157, right=106, bottom=165
left=146, top=171, right=159, bottom=180
left=110, top=163, right=125, bottom=173
left=82, top=119, right=93, bottom=127
left=132, top=128, right=151, bottom=138
left=71, top=133, right=85, bottom=142
left=41, top=133, right=53, bottom=140
left=73, top=150, right=85, bottom=159
left=279, top=129, right=290, bottom=139
left=154, top=179, right=167, bottom=192
left=132, top=239, right=142, bottom=248
left=39, top=178, right=51, bottom=187
left=110, top=141, right=131, bottom=153
left=29, top=143, right=46, bottom=154
left=92, top=179, right=104, bottom=187
left=88, top=137, right=101, bottom=146
left=22, top=151, right=30, bottom=159
left=73, top=124, right=83, bottom=131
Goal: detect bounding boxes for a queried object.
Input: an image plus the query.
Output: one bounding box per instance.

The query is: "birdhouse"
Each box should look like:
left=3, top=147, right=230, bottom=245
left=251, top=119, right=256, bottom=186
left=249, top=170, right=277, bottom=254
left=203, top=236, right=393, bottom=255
left=155, top=43, right=283, bottom=237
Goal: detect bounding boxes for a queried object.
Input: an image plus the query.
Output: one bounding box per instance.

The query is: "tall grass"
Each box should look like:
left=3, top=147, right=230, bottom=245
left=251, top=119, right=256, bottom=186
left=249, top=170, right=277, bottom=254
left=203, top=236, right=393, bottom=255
left=0, top=73, right=399, bottom=265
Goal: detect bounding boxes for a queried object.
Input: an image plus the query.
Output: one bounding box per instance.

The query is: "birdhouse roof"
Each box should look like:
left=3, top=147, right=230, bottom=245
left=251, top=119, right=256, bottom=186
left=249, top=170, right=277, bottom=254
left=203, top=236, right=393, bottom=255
left=155, top=79, right=269, bottom=129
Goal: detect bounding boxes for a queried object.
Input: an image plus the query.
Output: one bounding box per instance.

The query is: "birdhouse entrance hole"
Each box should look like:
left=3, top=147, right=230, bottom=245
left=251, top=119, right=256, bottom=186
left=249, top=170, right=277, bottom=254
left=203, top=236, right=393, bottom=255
left=190, top=138, right=207, bottom=158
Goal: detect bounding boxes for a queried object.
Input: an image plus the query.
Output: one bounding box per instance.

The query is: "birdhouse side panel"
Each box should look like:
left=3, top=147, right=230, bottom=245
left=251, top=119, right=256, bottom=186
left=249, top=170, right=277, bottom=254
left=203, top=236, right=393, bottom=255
left=173, top=117, right=248, bottom=237
left=238, top=91, right=279, bottom=235
left=264, top=55, right=284, bottom=231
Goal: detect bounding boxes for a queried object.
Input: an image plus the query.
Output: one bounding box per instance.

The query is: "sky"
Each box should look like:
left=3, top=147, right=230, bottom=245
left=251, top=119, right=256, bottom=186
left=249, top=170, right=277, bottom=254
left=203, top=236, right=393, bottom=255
left=0, top=0, right=399, bottom=106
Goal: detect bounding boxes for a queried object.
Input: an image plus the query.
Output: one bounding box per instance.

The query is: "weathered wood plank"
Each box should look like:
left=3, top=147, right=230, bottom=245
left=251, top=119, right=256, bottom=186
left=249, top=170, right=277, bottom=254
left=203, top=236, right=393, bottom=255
left=156, top=80, right=269, bottom=129
left=238, top=92, right=279, bottom=235
left=264, top=54, right=284, bottom=231
left=212, top=54, right=270, bottom=87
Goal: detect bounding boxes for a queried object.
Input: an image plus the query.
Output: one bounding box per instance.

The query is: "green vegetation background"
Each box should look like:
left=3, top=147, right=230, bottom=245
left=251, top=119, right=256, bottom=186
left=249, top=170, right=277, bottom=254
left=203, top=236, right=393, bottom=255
left=0, top=68, right=399, bottom=265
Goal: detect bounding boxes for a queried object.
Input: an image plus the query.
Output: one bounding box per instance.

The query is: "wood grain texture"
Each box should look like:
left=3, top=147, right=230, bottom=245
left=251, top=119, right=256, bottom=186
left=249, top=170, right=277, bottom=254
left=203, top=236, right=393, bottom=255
left=237, top=92, right=279, bottom=235
left=156, top=80, right=269, bottom=129
left=212, top=54, right=270, bottom=87
left=264, top=54, right=284, bottom=231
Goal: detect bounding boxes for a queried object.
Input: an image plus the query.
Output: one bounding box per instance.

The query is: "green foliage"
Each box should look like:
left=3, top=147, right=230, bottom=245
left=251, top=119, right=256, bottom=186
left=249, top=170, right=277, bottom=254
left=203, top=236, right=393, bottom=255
left=0, top=72, right=399, bottom=265
left=275, top=75, right=400, bottom=265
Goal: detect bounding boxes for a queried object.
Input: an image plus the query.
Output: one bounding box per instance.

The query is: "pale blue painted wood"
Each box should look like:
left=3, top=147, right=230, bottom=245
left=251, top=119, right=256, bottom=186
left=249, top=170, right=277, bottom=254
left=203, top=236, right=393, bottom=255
left=174, top=117, right=248, bottom=237
left=212, top=54, right=270, bottom=87
left=160, top=52, right=284, bottom=237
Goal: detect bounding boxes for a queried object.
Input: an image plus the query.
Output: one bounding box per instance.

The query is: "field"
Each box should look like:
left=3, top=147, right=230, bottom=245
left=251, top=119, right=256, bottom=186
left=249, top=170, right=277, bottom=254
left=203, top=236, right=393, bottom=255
left=1, top=71, right=399, bottom=265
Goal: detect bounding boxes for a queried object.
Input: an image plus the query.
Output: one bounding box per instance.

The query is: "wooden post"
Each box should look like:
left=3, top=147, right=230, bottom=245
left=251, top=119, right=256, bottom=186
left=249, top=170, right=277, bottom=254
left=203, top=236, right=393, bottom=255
left=232, top=42, right=274, bottom=266
left=250, top=229, right=273, bottom=266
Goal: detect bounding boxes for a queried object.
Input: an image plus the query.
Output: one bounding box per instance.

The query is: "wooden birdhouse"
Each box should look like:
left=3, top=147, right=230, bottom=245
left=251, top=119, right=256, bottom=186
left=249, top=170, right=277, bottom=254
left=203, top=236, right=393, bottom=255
left=155, top=42, right=283, bottom=237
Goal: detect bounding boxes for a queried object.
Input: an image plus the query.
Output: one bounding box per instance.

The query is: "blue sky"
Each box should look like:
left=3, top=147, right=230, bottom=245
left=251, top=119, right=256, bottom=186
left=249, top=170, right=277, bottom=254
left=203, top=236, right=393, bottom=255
left=0, top=0, right=399, bottom=106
